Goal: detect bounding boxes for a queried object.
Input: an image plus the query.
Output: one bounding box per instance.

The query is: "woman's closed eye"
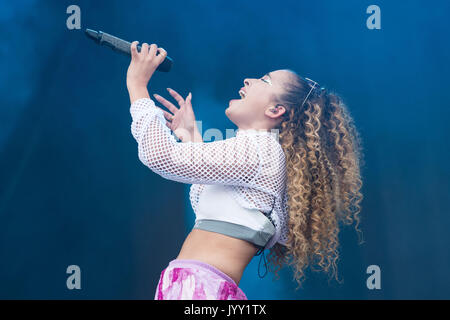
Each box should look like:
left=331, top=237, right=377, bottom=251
left=261, top=77, right=272, bottom=85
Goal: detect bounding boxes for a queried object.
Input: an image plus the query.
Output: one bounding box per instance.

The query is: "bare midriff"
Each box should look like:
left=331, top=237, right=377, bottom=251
left=176, top=228, right=259, bottom=286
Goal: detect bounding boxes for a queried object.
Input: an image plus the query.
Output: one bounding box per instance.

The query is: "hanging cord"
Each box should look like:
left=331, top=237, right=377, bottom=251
left=255, top=246, right=268, bottom=278
left=254, top=195, right=277, bottom=279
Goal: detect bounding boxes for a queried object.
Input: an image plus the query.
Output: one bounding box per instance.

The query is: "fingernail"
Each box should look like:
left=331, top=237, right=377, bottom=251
left=153, top=93, right=159, bottom=98
left=167, top=88, right=172, bottom=91
left=189, top=92, right=192, bottom=99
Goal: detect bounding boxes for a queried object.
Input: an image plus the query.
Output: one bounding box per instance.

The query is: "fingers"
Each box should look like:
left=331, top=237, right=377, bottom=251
left=166, top=88, right=185, bottom=108
left=141, top=43, right=149, bottom=58
left=155, top=106, right=173, bottom=129
left=185, top=92, right=192, bottom=108
left=153, top=104, right=173, bottom=120
left=156, top=47, right=167, bottom=64
left=130, top=41, right=139, bottom=59
left=149, top=43, right=157, bottom=58
left=162, top=110, right=173, bottom=121
left=132, top=42, right=166, bottom=65
left=153, top=93, right=179, bottom=114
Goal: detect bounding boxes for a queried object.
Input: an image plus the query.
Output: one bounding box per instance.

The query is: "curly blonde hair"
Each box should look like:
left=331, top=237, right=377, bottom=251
left=266, top=70, right=365, bottom=289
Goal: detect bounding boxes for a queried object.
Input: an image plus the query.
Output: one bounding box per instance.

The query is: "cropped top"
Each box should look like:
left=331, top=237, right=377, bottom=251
left=129, top=97, right=289, bottom=256
left=193, top=183, right=276, bottom=248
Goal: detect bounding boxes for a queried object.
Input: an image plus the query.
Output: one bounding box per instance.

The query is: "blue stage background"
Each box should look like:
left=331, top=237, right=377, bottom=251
left=0, top=0, right=449, bottom=299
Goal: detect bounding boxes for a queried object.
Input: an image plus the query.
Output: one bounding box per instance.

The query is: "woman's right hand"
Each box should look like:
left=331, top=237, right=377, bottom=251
left=153, top=88, right=203, bottom=143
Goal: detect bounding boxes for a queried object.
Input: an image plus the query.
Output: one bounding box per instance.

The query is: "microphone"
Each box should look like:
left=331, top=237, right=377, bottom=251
left=85, top=28, right=173, bottom=72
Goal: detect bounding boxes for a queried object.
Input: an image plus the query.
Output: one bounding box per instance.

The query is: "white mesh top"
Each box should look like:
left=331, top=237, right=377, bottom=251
left=129, top=97, right=289, bottom=250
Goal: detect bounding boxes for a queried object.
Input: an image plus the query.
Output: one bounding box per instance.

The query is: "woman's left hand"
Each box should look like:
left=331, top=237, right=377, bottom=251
left=153, top=89, right=203, bottom=143
left=126, top=41, right=167, bottom=91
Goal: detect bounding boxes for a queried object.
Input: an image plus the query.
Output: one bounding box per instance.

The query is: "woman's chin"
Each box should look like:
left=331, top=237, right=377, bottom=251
left=225, top=106, right=235, bottom=121
left=226, top=99, right=236, bottom=114
left=225, top=107, right=231, bottom=117
left=226, top=99, right=244, bottom=122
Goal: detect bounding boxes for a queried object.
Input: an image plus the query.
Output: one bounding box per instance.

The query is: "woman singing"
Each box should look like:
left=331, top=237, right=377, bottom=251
left=126, top=42, right=364, bottom=300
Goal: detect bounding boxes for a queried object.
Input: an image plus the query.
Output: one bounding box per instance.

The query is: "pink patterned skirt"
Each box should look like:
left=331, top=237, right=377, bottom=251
left=154, top=259, right=248, bottom=300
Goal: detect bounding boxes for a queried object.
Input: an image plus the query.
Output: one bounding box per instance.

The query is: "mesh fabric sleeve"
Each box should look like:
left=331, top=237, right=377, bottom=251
left=130, top=98, right=262, bottom=185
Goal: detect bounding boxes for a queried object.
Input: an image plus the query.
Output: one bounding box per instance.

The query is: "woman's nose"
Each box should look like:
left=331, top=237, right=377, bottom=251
left=244, top=79, right=250, bottom=86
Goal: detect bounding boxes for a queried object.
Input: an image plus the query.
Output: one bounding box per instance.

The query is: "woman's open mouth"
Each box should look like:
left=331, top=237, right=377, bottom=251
left=239, top=88, right=247, bottom=99
left=229, top=88, right=247, bottom=105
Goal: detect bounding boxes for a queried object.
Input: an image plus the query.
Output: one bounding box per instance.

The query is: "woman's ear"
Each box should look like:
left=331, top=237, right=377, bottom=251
left=265, top=104, right=286, bottom=119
